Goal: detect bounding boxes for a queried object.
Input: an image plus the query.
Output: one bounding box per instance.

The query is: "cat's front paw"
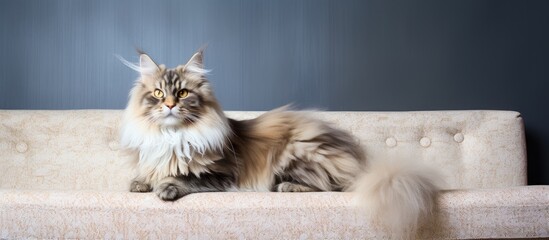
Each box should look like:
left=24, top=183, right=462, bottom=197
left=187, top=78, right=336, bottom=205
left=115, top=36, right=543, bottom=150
left=274, top=182, right=315, bottom=192
left=130, top=181, right=151, bottom=192
left=155, top=183, right=185, bottom=201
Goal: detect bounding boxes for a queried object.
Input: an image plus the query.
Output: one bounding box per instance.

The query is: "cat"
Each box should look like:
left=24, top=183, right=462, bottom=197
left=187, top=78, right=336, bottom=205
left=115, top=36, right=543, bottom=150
left=120, top=50, right=441, bottom=239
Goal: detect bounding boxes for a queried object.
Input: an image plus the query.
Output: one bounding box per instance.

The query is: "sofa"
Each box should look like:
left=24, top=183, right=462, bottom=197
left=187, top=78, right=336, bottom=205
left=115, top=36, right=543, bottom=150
left=0, top=109, right=547, bottom=239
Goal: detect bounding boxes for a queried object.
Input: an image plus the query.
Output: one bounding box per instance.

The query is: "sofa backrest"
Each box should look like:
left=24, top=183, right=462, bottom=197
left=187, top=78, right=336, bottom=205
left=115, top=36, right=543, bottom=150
left=0, top=110, right=526, bottom=191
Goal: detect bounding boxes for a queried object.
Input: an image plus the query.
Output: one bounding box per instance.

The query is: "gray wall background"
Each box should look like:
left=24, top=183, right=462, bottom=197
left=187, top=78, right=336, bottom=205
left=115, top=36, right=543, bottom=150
left=1, top=0, right=548, bottom=184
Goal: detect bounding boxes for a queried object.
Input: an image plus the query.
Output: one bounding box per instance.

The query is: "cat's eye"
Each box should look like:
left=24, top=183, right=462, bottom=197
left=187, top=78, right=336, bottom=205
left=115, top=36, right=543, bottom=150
left=153, top=89, right=164, bottom=99
left=178, top=89, right=189, bottom=99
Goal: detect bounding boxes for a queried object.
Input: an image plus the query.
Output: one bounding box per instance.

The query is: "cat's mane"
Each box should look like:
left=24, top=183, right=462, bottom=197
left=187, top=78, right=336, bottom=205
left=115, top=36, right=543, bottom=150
left=121, top=105, right=230, bottom=182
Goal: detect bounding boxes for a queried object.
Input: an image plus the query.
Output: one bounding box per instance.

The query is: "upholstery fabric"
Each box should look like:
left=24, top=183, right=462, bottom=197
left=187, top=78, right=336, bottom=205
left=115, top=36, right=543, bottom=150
left=0, top=110, right=544, bottom=239
left=0, top=187, right=547, bottom=239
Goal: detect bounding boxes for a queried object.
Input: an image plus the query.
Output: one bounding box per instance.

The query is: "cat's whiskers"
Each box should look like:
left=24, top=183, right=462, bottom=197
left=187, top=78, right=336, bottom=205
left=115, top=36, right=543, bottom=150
left=180, top=111, right=201, bottom=125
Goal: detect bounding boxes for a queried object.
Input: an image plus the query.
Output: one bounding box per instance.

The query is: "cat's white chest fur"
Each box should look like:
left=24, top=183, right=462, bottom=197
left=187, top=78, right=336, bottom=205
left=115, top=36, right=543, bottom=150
left=121, top=120, right=228, bottom=183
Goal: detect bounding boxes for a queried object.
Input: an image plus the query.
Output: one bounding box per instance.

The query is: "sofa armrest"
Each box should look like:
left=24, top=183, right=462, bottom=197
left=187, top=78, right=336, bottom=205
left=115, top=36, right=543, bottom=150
left=1, top=186, right=547, bottom=239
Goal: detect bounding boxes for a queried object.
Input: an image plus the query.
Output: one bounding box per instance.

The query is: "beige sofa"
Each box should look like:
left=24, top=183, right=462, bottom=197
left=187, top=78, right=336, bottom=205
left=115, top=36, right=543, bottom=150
left=0, top=110, right=547, bottom=239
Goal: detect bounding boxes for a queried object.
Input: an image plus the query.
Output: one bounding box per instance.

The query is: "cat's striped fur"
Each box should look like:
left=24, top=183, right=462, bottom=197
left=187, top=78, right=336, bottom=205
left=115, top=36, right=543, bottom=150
left=120, top=51, right=440, bottom=239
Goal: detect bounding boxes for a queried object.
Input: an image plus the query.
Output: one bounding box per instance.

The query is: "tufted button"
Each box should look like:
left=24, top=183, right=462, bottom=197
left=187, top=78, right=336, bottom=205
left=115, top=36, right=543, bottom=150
left=109, top=141, right=120, bottom=151
left=16, top=142, right=28, bottom=153
left=385, top=137, right=397, bottom=147
left=454, top=133, right=464, bottom=143
left=420, top=137, right=431, bottom=147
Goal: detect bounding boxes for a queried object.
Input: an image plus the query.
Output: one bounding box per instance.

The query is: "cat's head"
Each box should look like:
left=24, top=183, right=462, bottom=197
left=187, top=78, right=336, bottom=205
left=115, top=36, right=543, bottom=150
left=124, top=51, right=223, bottom=128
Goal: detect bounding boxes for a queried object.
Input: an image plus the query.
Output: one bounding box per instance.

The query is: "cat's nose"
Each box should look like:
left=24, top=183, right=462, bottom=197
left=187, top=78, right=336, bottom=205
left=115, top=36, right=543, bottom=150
left=164, top=96, right=175, bottom=109
left=164, top=97, right=176, bottom=109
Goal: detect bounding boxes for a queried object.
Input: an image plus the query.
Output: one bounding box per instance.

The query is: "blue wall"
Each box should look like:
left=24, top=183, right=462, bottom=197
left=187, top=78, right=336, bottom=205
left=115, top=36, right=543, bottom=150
left=1, top=0, right=548, bottom=184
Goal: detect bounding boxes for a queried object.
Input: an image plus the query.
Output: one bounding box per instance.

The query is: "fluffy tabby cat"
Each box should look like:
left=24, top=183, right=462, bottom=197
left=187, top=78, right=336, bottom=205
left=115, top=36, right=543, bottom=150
left=120, top=50, right=440, bottom=238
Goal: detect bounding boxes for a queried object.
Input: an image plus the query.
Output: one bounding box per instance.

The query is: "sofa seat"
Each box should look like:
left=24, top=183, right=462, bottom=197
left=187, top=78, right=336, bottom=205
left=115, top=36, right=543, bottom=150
left=1, top=187, right=547, bottom=239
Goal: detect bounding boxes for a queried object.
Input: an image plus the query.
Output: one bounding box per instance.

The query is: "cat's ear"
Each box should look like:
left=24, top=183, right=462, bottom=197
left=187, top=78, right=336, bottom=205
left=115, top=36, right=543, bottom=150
left=180, top=51, right=210, bottom=77
left=139, top=54, right=160, bottom=76
left=117, top=53, right=160, bottom=76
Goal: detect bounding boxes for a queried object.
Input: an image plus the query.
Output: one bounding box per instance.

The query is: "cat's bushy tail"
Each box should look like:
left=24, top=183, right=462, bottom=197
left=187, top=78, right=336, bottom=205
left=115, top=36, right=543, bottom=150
left=352, top=158, right=442, bottom=239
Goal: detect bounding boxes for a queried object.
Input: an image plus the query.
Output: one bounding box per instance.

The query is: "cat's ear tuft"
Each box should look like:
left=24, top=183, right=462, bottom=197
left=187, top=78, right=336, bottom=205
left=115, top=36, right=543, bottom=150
left=139, top=54, right=160, bottom=76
